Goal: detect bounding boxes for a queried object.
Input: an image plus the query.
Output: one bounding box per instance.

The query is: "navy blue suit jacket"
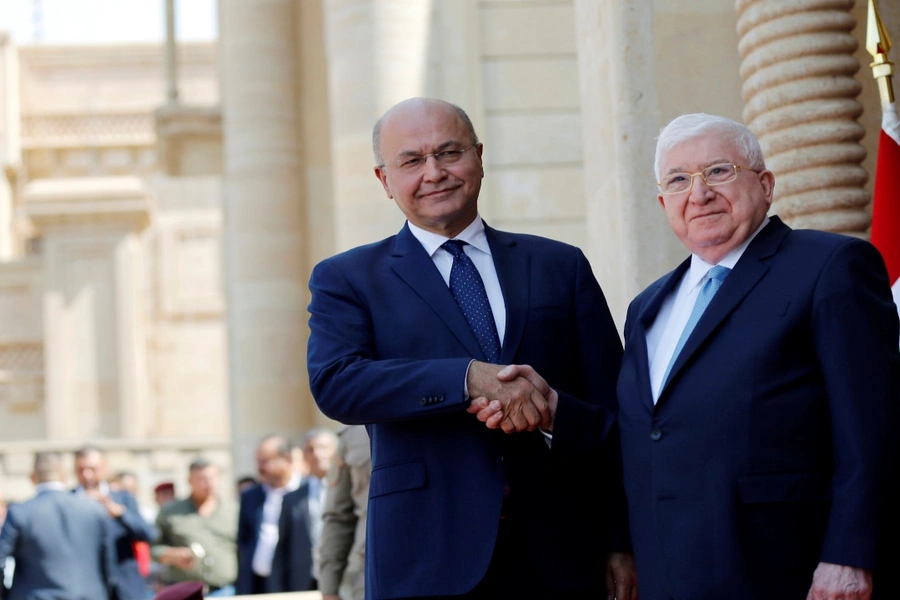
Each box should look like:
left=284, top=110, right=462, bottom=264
left=307, top=222, right=626, bottom=599
left=236, top=483, right=316, bottom=594
left=0, top=489, right=116, bottom=600
left=617, top=217, right=900, bottom=599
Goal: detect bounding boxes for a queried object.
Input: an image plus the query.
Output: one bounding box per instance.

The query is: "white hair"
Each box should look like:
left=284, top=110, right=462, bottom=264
left=654, top=113, right=766, bottom=181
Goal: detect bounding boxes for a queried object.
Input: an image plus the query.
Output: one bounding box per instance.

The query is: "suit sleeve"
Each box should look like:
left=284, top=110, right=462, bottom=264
left=0, top=510, right=20, bottom=586
left=115, top=492, right=155, bottom=542
left=235, top=490, right=255, bottom=595
left=270, top=498, right=290, bottom=591
left=812, top=239, right=900, bottom=568
left=307, top=259, right=473, bottom=424
left=100, top=512, right=118, bottom=598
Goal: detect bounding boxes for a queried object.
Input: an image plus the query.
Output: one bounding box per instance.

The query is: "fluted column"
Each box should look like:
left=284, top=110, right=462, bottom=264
left=737, top=0, right=869, bottom=235
left=219, top=0, right=309, bottom=475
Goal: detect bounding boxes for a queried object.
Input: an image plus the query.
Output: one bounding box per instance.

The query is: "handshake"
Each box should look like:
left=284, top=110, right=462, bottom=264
left=464, top=361, right=558, bottom=433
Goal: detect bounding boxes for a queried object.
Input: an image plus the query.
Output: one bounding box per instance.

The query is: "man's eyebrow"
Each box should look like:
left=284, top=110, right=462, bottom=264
left=663, top=158, right=731, bottom=175
left=396, top=141, right=464, bottom=157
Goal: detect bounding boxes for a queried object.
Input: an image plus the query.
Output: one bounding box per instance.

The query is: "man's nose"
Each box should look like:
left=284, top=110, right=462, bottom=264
left=688, top=174, right=714, bottom=202
left=422, top=155, right=446, bottom=181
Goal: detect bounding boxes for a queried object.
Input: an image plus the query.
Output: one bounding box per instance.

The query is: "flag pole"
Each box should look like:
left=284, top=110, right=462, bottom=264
left=867, top=0, right=895, bottom=107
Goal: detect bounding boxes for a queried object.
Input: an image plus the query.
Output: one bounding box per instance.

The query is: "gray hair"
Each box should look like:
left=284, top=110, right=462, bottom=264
left=33, top=452, right=63, bottom=483
left=655, top=113, right=766, bottom=181
left=372, top=99, right=480, bottom=166
left=301, top=427, right=338, bottom=447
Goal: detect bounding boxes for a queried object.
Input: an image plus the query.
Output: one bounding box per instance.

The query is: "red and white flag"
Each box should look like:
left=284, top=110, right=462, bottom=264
left=870, top=101, right=900, bottom=322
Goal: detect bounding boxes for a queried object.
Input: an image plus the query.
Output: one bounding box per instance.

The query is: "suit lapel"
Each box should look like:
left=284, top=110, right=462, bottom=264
left=658, top=218, right=789, bottom=400
left=389, top=224, right=486, bottom=360
left=632, top=260, right=690, bottom=410
left=484, top=225, right=528, bottom=363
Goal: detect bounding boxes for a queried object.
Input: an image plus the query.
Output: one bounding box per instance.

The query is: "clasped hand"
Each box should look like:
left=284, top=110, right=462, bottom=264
left=465, top=362, right=557, bottom=433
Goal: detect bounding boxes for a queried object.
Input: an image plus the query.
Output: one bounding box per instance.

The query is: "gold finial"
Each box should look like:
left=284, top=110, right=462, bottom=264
left=868, top=0, right=895, bottom=106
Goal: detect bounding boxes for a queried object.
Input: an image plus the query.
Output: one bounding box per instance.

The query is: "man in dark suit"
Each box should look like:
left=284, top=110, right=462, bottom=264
left=236, top=434, right=311, bottom=594
left=0, top=451, right=116, bottom=600
left=306, top=97, right=634, bottom=599
left=74, top=446, right=156, bottom=600
left=614, top=113, right=900, bottom=599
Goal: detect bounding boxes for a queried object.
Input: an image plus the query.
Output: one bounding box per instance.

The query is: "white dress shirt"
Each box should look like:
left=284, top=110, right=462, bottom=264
left=407, top=215, right=507, bottom=344
left=647, top=218, right=769, bottom=402
left=251, top=474, right=301, bottom=577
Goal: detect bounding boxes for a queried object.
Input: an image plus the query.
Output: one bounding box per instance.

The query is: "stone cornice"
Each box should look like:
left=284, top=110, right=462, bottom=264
left=22, top=176, right=151, bottom=231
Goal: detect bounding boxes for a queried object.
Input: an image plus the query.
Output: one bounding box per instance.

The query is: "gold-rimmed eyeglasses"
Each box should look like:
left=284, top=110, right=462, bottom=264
left=380, top=144, right=479, bottom=173
left=658, top=162, right=759, bottom=195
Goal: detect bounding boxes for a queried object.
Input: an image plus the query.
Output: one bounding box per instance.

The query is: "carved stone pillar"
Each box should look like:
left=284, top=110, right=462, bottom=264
left=736, top=0, right=870, bottom=235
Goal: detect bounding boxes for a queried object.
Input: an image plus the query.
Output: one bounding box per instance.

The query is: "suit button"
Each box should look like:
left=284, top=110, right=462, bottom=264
left=649, top=429, right=663, bottom=441
left=495, top=455, right=504, bottom=464
left=421, top=397, right=428, bottom=405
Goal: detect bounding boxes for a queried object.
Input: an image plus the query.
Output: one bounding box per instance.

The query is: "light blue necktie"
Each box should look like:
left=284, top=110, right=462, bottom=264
left=660, top=265, right=731, bottom=390
left=442, top=240, right=501, bottom=363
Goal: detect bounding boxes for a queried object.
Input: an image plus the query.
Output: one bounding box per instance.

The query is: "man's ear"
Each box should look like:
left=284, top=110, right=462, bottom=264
left=657, top=194, right=666, bottom=209
left=759, top=170, right=775, bottom=207
left=374, top=166, right=393, bottom=199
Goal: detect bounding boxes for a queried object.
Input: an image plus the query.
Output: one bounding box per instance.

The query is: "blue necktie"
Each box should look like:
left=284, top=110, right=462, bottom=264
left=442, top=240, right=501, bottom=363
left=660, top=265, right=731, bottom=390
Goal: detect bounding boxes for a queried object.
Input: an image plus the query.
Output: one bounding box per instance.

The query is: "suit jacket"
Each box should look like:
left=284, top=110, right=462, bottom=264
left=270, top=483, right=316, bottom=593
left=89, top=489, right=155, bottom=600
left=235, top=484, right=265, bottom=595
left=0, top=488, right=116, bottom=600
left=617, top=217, right=900, bottom=600
left=307, top=222, right=626, bottom=599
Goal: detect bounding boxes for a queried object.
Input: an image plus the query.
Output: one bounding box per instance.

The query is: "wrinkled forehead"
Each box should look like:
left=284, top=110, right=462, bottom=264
left=660, top=132, right=744, bottom=173
left=380, top=103, right=470, bottom=154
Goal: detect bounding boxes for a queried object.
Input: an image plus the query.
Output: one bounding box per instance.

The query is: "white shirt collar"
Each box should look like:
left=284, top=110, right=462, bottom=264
left=262, top=473, right=301, bottom=496
left=685, top=217, right=770, bottom=289
left=406, top=215, right=492, bottom=258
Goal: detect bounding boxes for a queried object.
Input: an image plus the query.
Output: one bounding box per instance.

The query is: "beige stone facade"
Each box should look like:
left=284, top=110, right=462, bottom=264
left=1, top=0, right=898, bottom=497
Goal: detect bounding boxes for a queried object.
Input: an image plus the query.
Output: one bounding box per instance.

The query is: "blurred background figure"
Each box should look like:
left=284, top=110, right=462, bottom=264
left=0, top=452, right=116, bottom=599
left=0, top=488, right=11, bottom=591
left=154, top=580, right=205, bottom=600
left=235, top=476, right=256, bottom=496
left=153, top=459, right=237, bottom=596
left=236, top=435, right=309, bottom=594
left=154, top=482, right=177, bottom=510
left=319, top=425, right=370, bottom=600
left=112, top=471, right=140, bottom=496
left=74, top=446, right=156, bottom=600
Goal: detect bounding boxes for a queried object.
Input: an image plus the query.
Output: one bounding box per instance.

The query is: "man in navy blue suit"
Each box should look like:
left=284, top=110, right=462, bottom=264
left=307, top=97, right=635, bottom=599
left=74, top=446, right=156, bottom=600
left=611, top=114, right=899, bottom=600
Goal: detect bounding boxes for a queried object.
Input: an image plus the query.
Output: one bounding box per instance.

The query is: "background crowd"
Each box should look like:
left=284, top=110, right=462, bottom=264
left=0, top=426, right=371, bottom=599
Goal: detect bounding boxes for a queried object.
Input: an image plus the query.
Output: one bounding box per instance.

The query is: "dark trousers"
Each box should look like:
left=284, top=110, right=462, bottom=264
left=407, top=518, right=571, bottom=600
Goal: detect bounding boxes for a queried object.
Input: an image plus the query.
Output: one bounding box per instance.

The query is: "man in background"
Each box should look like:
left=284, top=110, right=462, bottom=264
left=236, top=435, right=308, bottom=594
left=74, top=445, right=156, bottom=600
left=0, top=452, right=115, bottom=600
left=153, top=459, right=237, bottom=596
left=319, top=425, right=370, bottom=600
left=270, top=428, right=338, bottom=592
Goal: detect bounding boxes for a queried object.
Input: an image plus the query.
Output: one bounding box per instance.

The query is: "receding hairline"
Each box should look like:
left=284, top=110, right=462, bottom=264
left=372, top=98, right=479, bottom=166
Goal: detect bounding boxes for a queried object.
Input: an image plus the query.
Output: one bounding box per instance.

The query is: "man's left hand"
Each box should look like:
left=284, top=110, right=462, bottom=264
left=606, top=552, right=638, bottom=600
left=806, top=562, right=872, bottom=600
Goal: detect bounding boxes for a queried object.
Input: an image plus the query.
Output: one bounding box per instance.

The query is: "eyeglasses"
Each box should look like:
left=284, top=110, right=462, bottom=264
left=381, top=144, right=479, bottom=173
left=658, top=162, right=759, bottom=195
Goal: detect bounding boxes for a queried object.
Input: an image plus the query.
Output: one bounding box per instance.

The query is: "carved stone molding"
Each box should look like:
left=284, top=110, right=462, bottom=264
left=736, top=0, right=869, bottom=235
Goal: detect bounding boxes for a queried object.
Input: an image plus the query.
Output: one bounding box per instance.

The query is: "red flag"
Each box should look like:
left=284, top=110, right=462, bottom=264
left=870, top=102, right=900, bottom=314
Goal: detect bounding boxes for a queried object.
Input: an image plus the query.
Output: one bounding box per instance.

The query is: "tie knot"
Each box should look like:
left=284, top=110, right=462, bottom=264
left=707, top=265, right=731, bottom=282
left=442, top=239, right=467, bottom=258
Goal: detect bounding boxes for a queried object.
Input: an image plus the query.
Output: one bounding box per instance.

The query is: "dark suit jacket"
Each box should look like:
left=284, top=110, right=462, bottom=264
left=270, top=483, right=316, bottom=593
left=617, top=217, right=900, bottom=600
left=102, top=490, right=155, bottom=600
left=0, top=488, right=116, bottom=600
left=235, top=484, right=265, bottom=595
left=307, top=222, right=626, bottom=599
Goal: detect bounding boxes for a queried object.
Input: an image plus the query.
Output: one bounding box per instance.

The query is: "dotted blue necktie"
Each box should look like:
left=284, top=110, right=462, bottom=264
left=442, top=240, right=501, bottom=363
left=660, top=265, right=731, bottom=390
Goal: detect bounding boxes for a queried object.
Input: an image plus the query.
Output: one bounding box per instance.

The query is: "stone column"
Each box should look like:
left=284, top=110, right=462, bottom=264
left=0, top=33, right=21, bottom=260
left=164, top=0, right=178, bottom=104
left=23, top=177, right=150, bottom=441
left=573, top=1, right=678, bottom=328
left=736, top=0, right=870, bottom=235
left=219, top=0, right=309, bottom=475
left=323, top=0, right=433, bottom=252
